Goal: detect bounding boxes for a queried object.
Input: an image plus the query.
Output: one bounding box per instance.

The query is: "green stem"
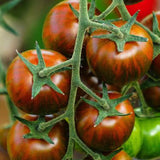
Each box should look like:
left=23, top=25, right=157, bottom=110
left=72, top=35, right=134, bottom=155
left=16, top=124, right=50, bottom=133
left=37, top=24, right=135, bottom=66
left=117, top=0, right=131, bottom=20
left=39, top=59, right=73, bottom=77
left=0, top=88, right=8, bottom=94
left=88, top=20, right=123, bottom=38
left=132, top=81, right=150, bottom=114
left=94, top=0, right=118, bottom=20
left=136, top=21, right=160, bottom=44
left=38, top=113, right=66, bottom=131
left=79, top=81, right=105, bottom=106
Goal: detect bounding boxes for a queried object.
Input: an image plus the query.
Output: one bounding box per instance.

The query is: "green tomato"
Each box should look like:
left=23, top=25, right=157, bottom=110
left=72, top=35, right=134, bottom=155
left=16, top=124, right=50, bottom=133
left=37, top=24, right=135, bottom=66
left=123, top=118, right=142, bottom=157
left=136, top=117, right=160, bottom=159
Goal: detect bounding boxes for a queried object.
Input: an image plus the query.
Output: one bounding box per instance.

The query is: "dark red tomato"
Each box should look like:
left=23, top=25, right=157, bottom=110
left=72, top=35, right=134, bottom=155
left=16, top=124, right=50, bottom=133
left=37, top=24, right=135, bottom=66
left=142, top=11, right=160, bottom=78
left=42, top=0, right=95, bottom=58
left=0, top=146, right=9, bottom=160
left=7, top=114, right=69, bottom=160
left=126, top=0, right=157, bottom=21
left=86, top=21, right=153, bottom=87
left=143, top=86, right=160, bottom=111
left=0, top=126, right=10, bottom=151
left=76, top=91, right=135, bottom=152
left=6, top=49, right=71, bottom=115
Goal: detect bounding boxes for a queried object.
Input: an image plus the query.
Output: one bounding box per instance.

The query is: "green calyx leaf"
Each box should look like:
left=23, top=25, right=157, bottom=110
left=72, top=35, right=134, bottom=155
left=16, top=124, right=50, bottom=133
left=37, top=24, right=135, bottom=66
left=93, top=11, right=148, bottom=52
left=17, top=42, right=64, bottom=99
left=0, top=88, right=8, bottom=95
left=0, top=0, right=21, bottom=35
left=69, top=3, right=79, bottom=18
left=82, top=83, right=131, bottom=126
left=15, top=116, right=54, bottom=144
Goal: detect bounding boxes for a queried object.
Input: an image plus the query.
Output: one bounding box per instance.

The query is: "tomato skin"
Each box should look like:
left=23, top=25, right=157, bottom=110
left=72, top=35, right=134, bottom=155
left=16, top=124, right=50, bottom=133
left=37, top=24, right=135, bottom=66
left=112, top=150, right=132, bottom=160
left=123, top=118, right=142, bottom=157
left=42, top=0, right=99, bottom=58
left=6, top=50, right=71, bottom=115
left=142, top=11, right=160, bottom=78
left=136, top=117, right=160, bottom=159
left=76, top=92, right=135, bottom=152
left=86, top=21, right=153, bottom=87
left=7, top=114, right=69, bottom=160
left=143, top=86, right=160, bottom=111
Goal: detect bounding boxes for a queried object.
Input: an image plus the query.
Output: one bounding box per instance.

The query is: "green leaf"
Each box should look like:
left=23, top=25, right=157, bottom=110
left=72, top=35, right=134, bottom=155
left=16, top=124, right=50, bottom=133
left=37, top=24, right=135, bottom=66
left=121, top=11, right=139, bottom=33
left=0, top=18, right=18, bottom=35
left=16, top=50, right=36, bottom=73
left=81, top=97, right=100, bottom=109
left=0, top=0, right=21, bottom=14
left=110, top=93, right=132, bottom=108
left=36, top=42, right=46, bottom=68
left=152, top=12, right=160, bottom=34
left=153, top=43, right=160, bottom=59
left=46, top=78, right=64, bottom=95
left=102, top=82, right=110, bottom=101
left=15, top=116, right=32, bottom=126
left=69, top=3, right=79, bottom=18
left=140, top=78, right=160, bottom=89
left=127, top=34, right=148, bottom=42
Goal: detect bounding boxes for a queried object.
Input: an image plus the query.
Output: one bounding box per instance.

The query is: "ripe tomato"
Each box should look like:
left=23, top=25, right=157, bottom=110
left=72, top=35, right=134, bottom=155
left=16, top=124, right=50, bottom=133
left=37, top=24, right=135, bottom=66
left=143, top=86, right=160, bottom=111
left=6, top=49, right=71, bottom=115
left=86, top=21, right=153, bottom=87
left=84, top=150, right=131, bottom=160
left=42, top=0, right=97, bottom=58
left=136, top=117, right=160, bottom=159
left=142, top=11, right=160, bottom=78
left=76, top=91, right=135, bottom=152
left=7, top=114, right=69, bottom=160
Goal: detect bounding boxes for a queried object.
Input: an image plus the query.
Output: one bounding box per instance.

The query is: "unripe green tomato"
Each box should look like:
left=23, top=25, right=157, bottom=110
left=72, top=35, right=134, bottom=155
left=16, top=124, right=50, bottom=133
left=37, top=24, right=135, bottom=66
left=136, top=117, right=160, bottom=159
left=123, top=118, right=142, bottom=157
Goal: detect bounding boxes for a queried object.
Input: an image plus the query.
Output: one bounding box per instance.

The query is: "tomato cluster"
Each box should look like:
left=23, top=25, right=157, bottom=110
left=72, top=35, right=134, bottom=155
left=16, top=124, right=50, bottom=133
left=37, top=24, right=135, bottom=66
left=1, top=0, right=160, bottom=160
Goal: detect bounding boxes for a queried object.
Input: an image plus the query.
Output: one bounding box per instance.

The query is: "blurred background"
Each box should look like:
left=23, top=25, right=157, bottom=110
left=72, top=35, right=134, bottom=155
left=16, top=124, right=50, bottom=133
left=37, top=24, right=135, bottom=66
left=0, top=0, right=160, bottom=133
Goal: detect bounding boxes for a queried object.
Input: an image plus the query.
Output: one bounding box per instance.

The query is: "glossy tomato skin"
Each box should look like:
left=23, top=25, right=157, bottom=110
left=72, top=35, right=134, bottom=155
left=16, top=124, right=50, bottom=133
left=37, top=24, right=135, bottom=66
left=6, top=50, right=71, bottom=115
left=86, top=21, right=153, bottom=87
left=7, top=114, right=69, bottom=160
left=136, top=117, right=160, bottom=159
left=84, top=150, right=131, bottom=160
left=123, top=117, right=142, bottom=157
left=143, top=86, right=160, bottom=111
left=42, top=0, right=99, bottom=58
left=142, top=11, right=160, bottom=78
left=76, top=92, right=135, bottom=152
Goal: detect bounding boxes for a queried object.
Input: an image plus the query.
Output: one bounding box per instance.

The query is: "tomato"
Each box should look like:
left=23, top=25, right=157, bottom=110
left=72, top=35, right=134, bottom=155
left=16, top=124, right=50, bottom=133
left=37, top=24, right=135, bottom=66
left=84, top=150, right=131, bottom=160
left=142, top=11, right=160, bottom=78
left=76, top=91, right=135, bottom=152
left=6, top=49, right=71, bottom=115
left=126, top=0, right=157, bottom=21
left=136, top=117, right=160, bottom=159
left=143, top=86, right=160, bottom=111
left=122, top=118, right=142, bottom=157
left=0, top=126, right=10, bottom=151
left=7, top=114, right=69, bottom=160
left=112, top=150, right=132, bottom=160
left=0, top=146, right=9, bottom=160
left=86, top=21, right=153, bottom=87
left=42, top=0, right=99, bottom=58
